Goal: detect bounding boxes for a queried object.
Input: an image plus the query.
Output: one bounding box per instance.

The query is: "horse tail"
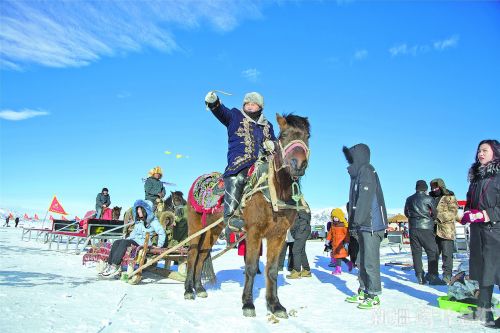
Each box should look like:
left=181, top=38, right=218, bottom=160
left=201, top=252, right=216, bottom=286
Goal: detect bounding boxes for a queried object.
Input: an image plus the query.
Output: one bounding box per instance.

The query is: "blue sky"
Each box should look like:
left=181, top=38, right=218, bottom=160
left=1, top=0, right=499, bottom=217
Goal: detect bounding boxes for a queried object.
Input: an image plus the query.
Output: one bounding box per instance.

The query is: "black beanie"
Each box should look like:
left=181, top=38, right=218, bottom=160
left=102, top=187, right=109, bottom=192
left=415, top=180, right=428, bottom=192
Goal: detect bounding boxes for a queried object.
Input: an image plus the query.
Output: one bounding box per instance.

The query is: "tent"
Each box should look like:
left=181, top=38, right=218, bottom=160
left=388, top=213, right=408, bottom=223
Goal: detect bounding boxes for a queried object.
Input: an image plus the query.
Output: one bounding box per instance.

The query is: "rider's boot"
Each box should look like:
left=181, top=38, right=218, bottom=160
left=223, top=172, right=247, bottom=243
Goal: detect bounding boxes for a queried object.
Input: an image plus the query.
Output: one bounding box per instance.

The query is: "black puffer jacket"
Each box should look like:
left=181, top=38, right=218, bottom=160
left=466, top=159, right=500, bottom=222
left=343, top=144, right=388, bottom=233
left=404, top=191, right=436, bottom=230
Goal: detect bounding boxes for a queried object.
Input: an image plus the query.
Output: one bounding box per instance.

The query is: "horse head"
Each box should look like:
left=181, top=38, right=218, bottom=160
left=275, top=113, right=310, bottom=179
left=164, top=191, right=186, bottom=216
left=112, top=206, right=122, bottom=220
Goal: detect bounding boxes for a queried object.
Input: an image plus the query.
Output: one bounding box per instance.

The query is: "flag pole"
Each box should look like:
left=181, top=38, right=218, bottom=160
left=41, top=210, right=48, bottom=229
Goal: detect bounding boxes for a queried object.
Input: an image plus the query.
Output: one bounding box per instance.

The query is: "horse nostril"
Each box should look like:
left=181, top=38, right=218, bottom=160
left=301, top=161, right=308, bottom=170
left=290, top=158, right=298, bottom=169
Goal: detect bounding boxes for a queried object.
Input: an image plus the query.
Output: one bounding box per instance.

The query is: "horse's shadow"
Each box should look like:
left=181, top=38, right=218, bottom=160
left=210, top=263, right=289, bottom=300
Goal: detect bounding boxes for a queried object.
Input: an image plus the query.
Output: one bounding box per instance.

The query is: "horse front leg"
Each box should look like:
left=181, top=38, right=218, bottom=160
left=193, top=227, right=220, bottom=298
left=241, top=235, right=261, bottom=317
left=184, top=240, right=199, bottom=300
left=265, top=237, right=288, bottom=318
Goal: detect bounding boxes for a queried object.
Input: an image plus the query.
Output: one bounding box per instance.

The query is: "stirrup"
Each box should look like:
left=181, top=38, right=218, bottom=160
left=227, top=216, right=245, bottom=232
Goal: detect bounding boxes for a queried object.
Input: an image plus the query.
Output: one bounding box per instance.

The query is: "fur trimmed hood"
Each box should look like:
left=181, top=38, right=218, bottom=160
left=132, top=199, right=155, bottom=224
left=429, top=178, right=454, bottom=196
left=468, top=159, right=500, bottom=182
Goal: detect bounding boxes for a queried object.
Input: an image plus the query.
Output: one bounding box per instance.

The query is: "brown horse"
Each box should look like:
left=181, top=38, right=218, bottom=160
left=184, top=113, right=310, bottom=318
left=112, top=206, right=122, bottom=220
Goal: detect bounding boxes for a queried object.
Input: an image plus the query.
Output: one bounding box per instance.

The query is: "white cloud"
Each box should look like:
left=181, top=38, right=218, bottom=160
left=117, top=91, right=131, bottom=99
left=241, top=68, right=261, bottom=82
left=390, top=35, right=459, bottom=57
left=434, top=35, right=459, bottom=51
left=0, top=58, right=22, bottom=71
left=0, top=0, right=264, bottom=69
left=0, top=109, right=49, bottom=121
left=353, top=49, right=368, bottom=60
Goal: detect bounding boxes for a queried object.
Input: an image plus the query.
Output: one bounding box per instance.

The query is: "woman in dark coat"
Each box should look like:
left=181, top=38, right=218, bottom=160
left=460, top=139, right=500, bottom=328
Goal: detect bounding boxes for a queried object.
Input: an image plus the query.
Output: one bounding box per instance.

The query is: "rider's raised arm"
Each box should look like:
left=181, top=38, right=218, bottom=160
left=205, top=91, right=233, bottom=126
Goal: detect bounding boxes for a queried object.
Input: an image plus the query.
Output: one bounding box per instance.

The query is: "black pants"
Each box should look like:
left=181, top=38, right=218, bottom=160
left=436, top=236, right=454, bottom=277
left=108, top=239, right=139, bottom=265
left=278, top=242, right=294, bottom=271
left=409, top=229, right=439, bottom=276
left=358, top=230, right=384, bottom=295
left=469, top=223, right=500, bottom=287
left=292, top=234, right=310, bottom=272
left=348, top=234, right=359, bottom=265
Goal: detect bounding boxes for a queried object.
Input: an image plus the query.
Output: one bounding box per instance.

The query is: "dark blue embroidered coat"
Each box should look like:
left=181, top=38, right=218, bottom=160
left=211, top=104, right=276, bottom=177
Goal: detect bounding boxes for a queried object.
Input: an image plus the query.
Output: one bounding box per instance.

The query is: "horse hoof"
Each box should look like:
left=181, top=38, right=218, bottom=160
left=196, top=291, right=208, bottom=298
left=273, top=310, right=288, bottom=319
left=184, top=292, right=195, bottom=300
left=243, top=308, right=256, bottom=317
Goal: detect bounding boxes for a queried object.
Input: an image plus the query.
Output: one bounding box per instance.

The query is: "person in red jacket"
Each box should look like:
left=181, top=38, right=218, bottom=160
left=326, top=208, right=353, bottom=275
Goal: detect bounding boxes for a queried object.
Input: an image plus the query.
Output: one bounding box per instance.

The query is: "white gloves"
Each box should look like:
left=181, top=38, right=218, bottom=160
left=263, top=140, right=275, bottom=154
left=205, top=91, right=218, bottom=104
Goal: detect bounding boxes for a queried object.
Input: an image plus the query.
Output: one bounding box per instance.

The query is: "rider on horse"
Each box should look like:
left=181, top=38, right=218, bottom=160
left=205, top=91, right=277, bottom=234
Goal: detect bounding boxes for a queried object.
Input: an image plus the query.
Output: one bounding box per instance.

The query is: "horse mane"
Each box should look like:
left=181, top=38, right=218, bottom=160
left=165, top=191, right=187, bottom=207
left=282, top=113, right=310, bottom=138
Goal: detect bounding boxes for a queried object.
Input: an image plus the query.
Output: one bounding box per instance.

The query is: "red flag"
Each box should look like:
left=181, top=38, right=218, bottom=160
left=49, top=215, right=54, bottom=221
left=24, top=213, right=29, bottom=219
left=61, top=215, right=68, bottom=221
left=9, top=213, right=14, bottom=219
left=48, top=196, right=68, bottom=215
left=34, top=214, right=39, bottom=220
left=75, top=216, right=80, bottom=221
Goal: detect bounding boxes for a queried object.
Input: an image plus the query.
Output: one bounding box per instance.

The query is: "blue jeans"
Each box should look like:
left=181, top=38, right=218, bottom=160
left=95, top=207, right=102, bottom=219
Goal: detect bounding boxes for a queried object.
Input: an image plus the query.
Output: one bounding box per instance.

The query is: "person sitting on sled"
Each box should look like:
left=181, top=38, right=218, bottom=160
left=100, top=200, right=166, bottom=278
left=205, top=91, right=276, bottom=236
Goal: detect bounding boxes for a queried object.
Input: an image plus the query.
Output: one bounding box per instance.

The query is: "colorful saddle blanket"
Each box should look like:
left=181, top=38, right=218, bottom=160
left=189, top=172, right=224, bottom=211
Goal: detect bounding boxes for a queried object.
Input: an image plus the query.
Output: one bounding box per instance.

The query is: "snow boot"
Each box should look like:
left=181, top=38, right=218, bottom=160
left=286, top=270, right=302, bottom=279
left=332, top=266, right=342, bottom=275
left=328, top=258, right=336, bottom=267
left=300, top=269, right=312, bottom=278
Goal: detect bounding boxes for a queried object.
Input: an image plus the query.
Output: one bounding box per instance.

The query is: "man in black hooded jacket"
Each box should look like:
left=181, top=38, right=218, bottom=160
left=343, top=143, right=388, bottom=309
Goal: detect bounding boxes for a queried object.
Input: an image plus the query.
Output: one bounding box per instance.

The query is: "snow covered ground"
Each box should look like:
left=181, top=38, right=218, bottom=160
left=0, top=226, right=497, bottom=333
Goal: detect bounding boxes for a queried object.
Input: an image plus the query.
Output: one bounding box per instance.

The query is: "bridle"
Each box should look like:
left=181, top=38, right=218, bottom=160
left=273, top=139, right=310, bottom=175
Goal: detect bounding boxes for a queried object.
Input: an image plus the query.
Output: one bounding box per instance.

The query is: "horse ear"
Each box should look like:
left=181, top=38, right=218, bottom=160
left=276, top=113, right=287, bottom=130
